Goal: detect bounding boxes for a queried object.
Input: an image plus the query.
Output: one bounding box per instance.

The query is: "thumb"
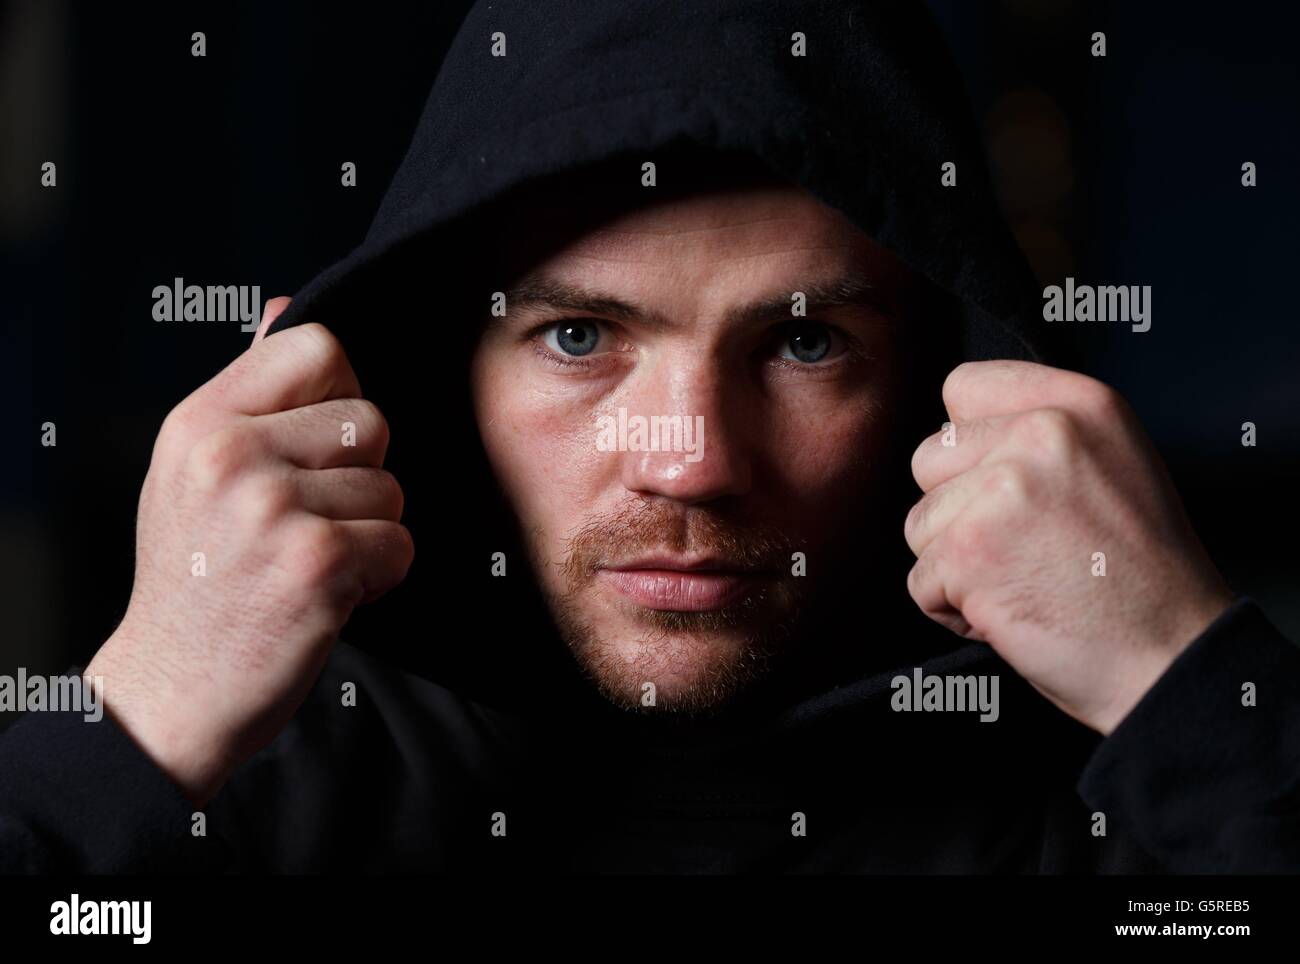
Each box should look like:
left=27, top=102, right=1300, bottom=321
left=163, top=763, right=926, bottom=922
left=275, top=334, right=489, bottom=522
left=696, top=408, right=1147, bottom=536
left=251, top=296, right=294, bottom=347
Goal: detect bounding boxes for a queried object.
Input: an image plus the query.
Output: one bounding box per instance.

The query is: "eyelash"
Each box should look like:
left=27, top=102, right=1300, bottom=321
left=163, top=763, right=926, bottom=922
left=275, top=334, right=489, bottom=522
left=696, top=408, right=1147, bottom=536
left=526, top=320, right=620, bottom=372
left=531, top=337, right=597, bottom=370
left=525, top=319, right=870, bottom=373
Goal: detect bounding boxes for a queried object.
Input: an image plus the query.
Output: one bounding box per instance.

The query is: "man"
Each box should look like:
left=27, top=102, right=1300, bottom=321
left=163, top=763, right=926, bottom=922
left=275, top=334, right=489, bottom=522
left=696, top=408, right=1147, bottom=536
left=3, top=0, right=1297, bottom=873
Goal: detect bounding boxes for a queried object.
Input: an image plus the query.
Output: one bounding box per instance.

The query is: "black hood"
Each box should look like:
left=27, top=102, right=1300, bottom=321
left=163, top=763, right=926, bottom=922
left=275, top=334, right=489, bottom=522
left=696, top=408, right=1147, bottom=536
left=264, top=0, right=1052, bottom=734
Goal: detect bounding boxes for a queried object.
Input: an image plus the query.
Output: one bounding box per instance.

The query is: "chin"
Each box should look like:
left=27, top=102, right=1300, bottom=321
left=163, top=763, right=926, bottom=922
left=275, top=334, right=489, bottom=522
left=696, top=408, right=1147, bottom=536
left=570, top=620, right=778, bottom=714
left=546, top=570, right=807, bottom=714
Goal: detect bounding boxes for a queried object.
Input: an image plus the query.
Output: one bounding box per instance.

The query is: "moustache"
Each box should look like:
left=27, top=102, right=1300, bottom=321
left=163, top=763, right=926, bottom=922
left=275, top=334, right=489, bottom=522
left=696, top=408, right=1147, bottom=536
left=560, top=500, right=797, bottom=590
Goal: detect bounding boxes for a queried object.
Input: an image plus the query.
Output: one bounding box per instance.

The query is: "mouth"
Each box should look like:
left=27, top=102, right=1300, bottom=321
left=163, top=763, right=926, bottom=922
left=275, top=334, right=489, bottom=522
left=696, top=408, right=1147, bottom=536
left=596, top=556, right=774, bottom=611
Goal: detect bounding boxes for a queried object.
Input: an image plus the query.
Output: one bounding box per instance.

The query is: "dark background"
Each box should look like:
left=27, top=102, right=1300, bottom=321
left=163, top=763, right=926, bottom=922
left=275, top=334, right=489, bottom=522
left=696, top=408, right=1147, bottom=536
left=4, top=0, right=1297, bottom=691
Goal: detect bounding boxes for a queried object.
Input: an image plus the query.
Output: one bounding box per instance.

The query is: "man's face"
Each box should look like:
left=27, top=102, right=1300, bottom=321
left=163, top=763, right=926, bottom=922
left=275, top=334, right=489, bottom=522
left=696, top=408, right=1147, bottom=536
left=471, top=174, right=915, bottom=713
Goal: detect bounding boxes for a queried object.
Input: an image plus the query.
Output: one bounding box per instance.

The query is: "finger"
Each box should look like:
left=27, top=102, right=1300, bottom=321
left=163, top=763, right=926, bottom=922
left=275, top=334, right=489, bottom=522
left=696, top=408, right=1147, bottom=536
left=906, top=544, right=975, bottom=638
left=337, top=519, right=415, bottom=604
left=296, top=467, right=403, bottom=522
left=198, top=323, right=363, bottom=416
left=252, top=397, right=389, bottom=469
left=942, top=360, right=1109, bottom=423
left=904, top=467, right=982, bottom=557
left=911, top=413, right=1014, bottom=493
left=252, top=296, right=293, bottom=346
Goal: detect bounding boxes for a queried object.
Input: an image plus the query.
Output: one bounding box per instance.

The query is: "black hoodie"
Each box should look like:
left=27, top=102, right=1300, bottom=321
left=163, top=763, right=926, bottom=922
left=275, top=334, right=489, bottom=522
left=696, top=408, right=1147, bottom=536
left=3, top=0, right=1299, bottom=874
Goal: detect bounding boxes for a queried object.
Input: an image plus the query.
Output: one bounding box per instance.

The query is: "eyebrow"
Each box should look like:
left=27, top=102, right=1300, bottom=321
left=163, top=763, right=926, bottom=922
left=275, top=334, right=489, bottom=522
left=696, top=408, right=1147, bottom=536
left=497, top=271, right=891, bottom=331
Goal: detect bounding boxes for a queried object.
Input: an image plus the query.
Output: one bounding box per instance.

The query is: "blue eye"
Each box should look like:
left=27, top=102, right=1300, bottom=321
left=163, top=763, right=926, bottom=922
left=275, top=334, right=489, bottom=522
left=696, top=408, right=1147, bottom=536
left=778, top=323, right=841, bottom=363
left=546, top=321, right=602, bottom=356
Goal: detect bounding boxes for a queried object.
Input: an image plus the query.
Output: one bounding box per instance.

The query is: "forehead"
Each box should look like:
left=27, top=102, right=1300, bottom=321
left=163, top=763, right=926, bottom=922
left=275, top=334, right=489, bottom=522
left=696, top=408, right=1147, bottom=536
left=556, top=186, right=858, bottom=265
left=491, top=173, right=902, bottom=294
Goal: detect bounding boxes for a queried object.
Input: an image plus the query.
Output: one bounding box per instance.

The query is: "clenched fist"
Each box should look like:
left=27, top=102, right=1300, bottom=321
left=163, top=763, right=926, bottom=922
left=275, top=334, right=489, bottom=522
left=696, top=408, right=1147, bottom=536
left=86, top=299, right=413, bottom=806
left=906, top=360, right=1233, bottom=736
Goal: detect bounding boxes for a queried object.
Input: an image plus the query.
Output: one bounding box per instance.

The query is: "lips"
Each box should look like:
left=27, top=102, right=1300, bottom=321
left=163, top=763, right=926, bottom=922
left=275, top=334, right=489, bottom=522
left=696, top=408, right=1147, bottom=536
left=597, top=557, right=770, bottom=611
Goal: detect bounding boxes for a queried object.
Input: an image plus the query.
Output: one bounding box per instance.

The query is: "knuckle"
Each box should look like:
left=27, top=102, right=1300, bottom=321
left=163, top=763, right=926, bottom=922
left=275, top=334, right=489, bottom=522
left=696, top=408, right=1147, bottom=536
left=983, top=461, right=1031, bottom=504
left=1017, top=407, right=1079, bottom=459
left=911, top=429, right=942, bottom=479
left=157, top=398, right=206, bottom=454
left=941, top=361, right=978, bottom=399
left=1075, top=378, right=1123, bottom=419
left=959, top=590, right=996, bottom=636
left=292, top=322, right=348, bottom=374
left=910, top=440, right=926, bottom=479
left=906, top=555, right=927, bottom=597
left=349, top=398, right=389, bottom=442
left=949, top=516, right=994, bottom=563
left=907, top=550, right=949, bottom=610
left=905, top=490, right=939, bottom=544
left=245, top=473, right=297, bottom=528
left=289, top=517, right=352, bottom=587
left=904, top=498, right=924, bottom=544
left=378, top=471, right=405, bottom=519
left=159, top=400, right=192, bottom=438
left=390, top=523, right=416, bottom=569
left=186, top=426, right=259, bottom=490
left=325, top=398, right=388, bottom=456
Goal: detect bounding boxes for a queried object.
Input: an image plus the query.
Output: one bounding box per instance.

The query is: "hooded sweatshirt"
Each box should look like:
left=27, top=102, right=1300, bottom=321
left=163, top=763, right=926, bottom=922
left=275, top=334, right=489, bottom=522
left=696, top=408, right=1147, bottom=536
left=3, top=0, right=1299, bottom=874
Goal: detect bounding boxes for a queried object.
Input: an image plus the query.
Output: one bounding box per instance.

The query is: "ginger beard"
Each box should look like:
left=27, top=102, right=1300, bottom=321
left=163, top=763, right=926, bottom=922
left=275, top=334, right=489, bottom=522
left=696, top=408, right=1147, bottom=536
left=535, top=499, right=809, bottom=714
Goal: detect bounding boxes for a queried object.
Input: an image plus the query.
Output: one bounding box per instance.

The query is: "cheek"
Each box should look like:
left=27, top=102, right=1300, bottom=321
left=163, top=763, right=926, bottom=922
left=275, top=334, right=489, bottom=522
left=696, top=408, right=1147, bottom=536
left=763, top=389, right=892, bottom=525
left=472, top=352, right=610, bottom=546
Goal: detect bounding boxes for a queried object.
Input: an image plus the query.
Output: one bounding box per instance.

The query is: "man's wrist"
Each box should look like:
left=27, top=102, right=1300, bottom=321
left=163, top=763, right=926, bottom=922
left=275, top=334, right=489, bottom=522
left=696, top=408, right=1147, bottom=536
left=85, top=631, right=235, bottom=808
left=1092, top=589, right=1236, bottom=736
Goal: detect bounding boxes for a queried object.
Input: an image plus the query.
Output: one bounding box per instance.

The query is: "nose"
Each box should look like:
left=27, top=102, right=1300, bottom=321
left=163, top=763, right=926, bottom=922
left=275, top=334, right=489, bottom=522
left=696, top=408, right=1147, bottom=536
left=616, top=356, right=753, bottom=505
